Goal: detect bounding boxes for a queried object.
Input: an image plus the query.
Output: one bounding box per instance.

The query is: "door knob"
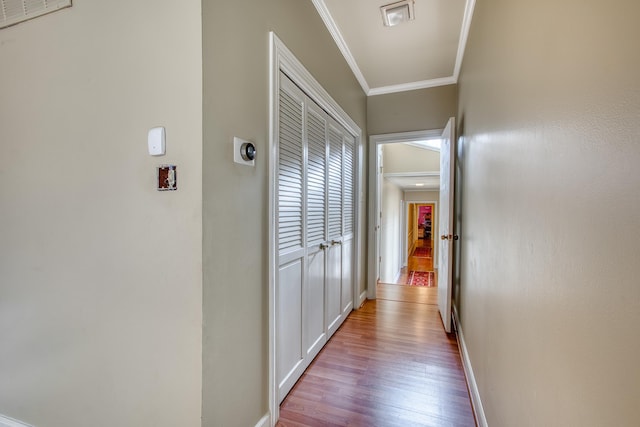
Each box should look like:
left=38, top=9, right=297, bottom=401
left=441, top=235, right=449, bottom=240
left=453, top=235, right=459, bottom=240
left=319, top=243, right=329, bottom=250
left=331, top=240, right=342, bottom=246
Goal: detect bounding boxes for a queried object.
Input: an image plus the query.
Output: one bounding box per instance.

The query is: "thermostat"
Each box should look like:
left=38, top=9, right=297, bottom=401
left=233, top=137, right=256, bottom=166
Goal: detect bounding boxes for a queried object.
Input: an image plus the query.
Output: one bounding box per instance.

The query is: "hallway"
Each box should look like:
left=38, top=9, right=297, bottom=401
left=396, top=237, right=436, bottom=286
left=277, top=283, right=476, bottom=426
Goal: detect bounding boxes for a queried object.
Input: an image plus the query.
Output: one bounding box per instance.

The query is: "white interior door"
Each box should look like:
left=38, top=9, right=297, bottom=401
left=276, top=74, right=307, bottom=400
left=341, top=133, right=355, bottom=319
left=438, top=117, right=456, bottom=333
left=304, top=100, right=329, bottom=363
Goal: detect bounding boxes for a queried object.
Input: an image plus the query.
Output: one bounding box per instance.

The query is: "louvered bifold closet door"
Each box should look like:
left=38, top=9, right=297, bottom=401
left=276, top=73, right=307, bottom=403
left=325, top=121, right=345, bottom=337
left=340, top=134, right=356, bottom=317
left=276, top=71, right=357, bottom=403
left=303, top=101, right=328, bottom=367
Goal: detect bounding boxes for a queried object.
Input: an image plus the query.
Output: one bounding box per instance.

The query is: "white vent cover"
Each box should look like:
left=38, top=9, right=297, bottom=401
left=1, top=0, right=71, bottom=29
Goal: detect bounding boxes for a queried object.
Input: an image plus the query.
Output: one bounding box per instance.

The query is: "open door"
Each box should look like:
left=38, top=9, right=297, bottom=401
left=438, top=117, right=455, bottom=332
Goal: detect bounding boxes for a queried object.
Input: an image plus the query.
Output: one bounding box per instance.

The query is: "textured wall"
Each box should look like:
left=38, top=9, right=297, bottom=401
left=0, top=1, right=203, bottom=426
left=456, top=0, right=640, bottom=425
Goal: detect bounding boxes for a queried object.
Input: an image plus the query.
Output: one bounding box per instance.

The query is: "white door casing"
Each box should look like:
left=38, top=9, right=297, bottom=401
left=438, top=117, right=456, bottom=333
left=367, top=129, right=443, bottom=300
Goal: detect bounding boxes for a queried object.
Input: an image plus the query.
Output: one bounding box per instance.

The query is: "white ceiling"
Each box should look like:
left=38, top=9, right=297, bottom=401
left=385, top=172, right=440, bottom=191
left=312, top=0, right=476, bottom=96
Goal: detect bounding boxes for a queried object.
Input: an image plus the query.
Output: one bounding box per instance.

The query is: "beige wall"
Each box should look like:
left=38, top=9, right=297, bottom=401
left=367, top=85, right=458, bottom=135
left=0, top=2, right=203, bottom=427
left=456, top=0, right=640, bottom=425
left=383, top=144, right=440, bottom=173
left=201, top=1, right=367, bottom=425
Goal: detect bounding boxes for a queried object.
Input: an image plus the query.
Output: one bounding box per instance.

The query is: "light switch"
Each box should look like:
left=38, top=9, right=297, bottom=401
left=148, top=127, right=166, bottom=156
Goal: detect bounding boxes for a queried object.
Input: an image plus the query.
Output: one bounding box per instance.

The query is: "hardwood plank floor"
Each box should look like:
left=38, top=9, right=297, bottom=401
left=277, top=283, right=476, bottom=427
left=396, top=238, right=435, bottom=285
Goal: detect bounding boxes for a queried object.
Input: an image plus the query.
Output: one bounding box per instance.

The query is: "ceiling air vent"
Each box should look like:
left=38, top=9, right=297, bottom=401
left=380, top=0, right=415, bottom=27
left=1, top=0, right=71, bottom=30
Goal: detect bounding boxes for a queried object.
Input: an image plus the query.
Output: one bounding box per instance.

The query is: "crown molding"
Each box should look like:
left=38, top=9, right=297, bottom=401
left=453, top=0, right=477, bottom=80
left=368, top=76, right=457, bottom=96
left=311, top=0, right=370, bottom=95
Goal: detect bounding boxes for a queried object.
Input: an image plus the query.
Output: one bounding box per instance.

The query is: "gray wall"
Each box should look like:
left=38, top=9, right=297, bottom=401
left=367, top=85, right=458, bottom=135
left=0, top=1, right=203, bottom=426
left=201, top=1, right=367, bottom=425
left=456, top=0, right=640, bottom=425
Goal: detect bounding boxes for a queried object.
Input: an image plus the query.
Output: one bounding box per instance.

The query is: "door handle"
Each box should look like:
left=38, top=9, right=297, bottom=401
left=319, top=243, right=329, bottom=250
left=441, top=234, right=459, bottom=241
left=331, top=240, right=342, bottom=246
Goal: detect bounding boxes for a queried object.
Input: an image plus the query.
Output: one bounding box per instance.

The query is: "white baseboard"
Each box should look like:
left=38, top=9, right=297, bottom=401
left=358, top=290, right=367, bottom=307
left=255, top=412, right=270, bottom=427
left=452, top=305, right=488, bottom=427
left=393, top=270, right=401, bottom=284
left=0, top=414, right=33, bottom=427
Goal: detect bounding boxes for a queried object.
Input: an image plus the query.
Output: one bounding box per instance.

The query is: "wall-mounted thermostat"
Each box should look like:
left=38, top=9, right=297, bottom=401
left=233, top=137, right=256, bottom=166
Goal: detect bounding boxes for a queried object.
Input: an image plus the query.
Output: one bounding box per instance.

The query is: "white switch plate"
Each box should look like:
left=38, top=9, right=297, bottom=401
left=233, top=137, right=255, bottom=166
left=148, top=127, right=166, bottom=156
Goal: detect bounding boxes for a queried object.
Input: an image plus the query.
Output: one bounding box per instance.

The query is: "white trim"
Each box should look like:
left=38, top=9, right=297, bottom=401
left=312, top=0, right=476, bottom=95
left=453, top=0, right=477, bottom=81
left=311, top=0, right=370, bottom=95
left=384, top=172, right=440, bottom=178
left=368, top=129, right=443, bottom=300
left=403, top=199, right=439, bottom=270
left=372, top=129, right=443, bottom=145
left=368, top=76, right=458, bottom=96
left=0, top=415, right=33, bottom=427
left=405, top=142, right=441, bottom=153
left=452, top=305, right=488, bottom=427
left=254, top=413, right=270, bottom=427
left=358, top=290, right=367, bottom=308
left=269, top=32, right=364, bottom=426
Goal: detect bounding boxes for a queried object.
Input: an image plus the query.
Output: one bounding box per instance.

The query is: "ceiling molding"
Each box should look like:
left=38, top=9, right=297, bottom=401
left=453, top=0, right=477, bottom=80
left=314, top=0, right=477, bottom=96
left=368, top=76, right=458, bottom=96
left=404, top=188, right=440, bottom=192
left=405, top=142, right=440, bottom=152
left=384, top=172, right=440, bottom=178
left=311, top=0, right=371, bottom=95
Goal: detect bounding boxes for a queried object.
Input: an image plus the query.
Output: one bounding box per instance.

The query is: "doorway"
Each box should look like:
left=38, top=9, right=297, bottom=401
left=368, top=129, right=443, bottom=299
left=399, top=202, right=437, bottom=286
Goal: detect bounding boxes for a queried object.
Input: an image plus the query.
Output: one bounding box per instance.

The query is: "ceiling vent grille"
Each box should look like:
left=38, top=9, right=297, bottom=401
left=380, top=0, right=415, bottom=27
left=1, top=0, right=71, bottom=30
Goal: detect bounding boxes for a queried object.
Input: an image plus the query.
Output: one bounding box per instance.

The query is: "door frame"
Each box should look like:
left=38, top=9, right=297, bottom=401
left=268, top=32, right=364, bottom=426
left=403, top=200, right=438, bottom=268
left=368, top=129, right=442, bottom=299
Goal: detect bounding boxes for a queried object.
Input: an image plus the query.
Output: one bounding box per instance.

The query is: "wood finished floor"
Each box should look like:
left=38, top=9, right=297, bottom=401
left=397, top=238, right=435, bottom=285
left=277, top=283, right=476, bottom=427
